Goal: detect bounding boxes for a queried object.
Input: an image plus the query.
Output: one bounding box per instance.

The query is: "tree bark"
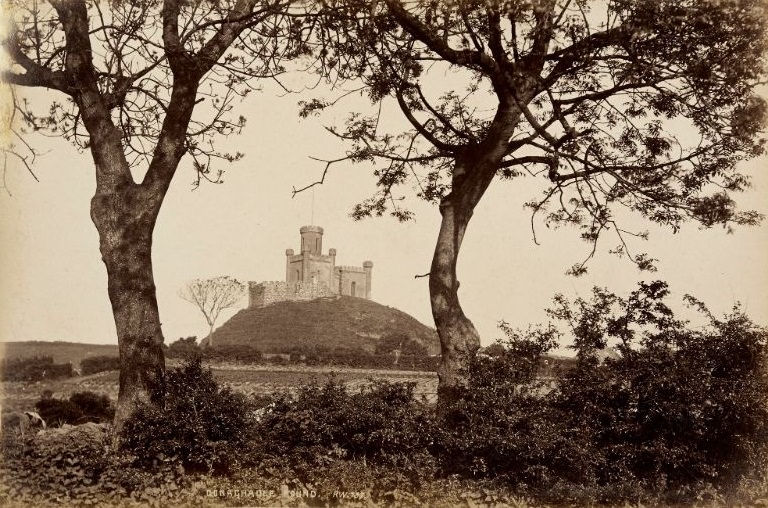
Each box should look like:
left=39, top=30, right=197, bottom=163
left=429, top=106, right=524, bottom=411
left=430, top=195, right=481, bottom=408
left=91, top=180, right=166, bottom=435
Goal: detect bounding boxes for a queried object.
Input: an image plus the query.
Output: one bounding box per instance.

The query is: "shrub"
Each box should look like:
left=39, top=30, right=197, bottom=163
left=165, top=336, right=200, bottom=359
left=255, top=378, right=437, bottom=477
left=437, top=324, right=597, bottom=493
left=551, top=292, right=768, bottom=498
left=0, top=356, right=74, bottom=382
left=1, top=424, right=194, bottom=506
left=35, top=398, right=84, bottom=427
left=200, top=343, right=262, bottom=363
left=376, top=332, right=429, bottom=358
left=281, top=344, right=437, bottom=371
left=69, top=391, right=115, bottom=422
left=443, top=282, right=768, bottom=504
left=35, top=391, right=115, bottom=426
left=120, top=358, right=253, bottom=475
left=80, top=355, right=120, bottom=375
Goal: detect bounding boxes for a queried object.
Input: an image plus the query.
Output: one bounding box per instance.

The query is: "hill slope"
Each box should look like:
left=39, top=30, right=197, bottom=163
left=208, top=296, right=439, bottom=354
left=0, top=341, right=118, bottom=367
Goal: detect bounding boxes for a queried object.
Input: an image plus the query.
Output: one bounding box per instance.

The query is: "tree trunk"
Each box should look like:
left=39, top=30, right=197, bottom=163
left=91, top=187, right=165, bottom=435
left=428, top=111, right=522, bottom=410
left=208, top=322, right=215, bottom=347
left=430, top=196, right=482, bottom=409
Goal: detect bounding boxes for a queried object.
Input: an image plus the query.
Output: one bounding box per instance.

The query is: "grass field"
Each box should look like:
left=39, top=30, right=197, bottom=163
left=0, top=341, right=118, bottom=368
left=0, top=362, right=438, bottom=415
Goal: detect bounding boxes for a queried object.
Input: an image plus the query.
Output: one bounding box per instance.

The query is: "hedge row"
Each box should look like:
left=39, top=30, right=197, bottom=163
left=0, top=356, right=74, bottom=382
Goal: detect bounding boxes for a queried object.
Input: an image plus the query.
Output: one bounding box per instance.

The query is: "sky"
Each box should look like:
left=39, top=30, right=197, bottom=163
left=1, top=67, right=767, bottom=351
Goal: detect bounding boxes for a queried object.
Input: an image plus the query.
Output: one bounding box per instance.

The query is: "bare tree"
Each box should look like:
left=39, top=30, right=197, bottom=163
left=304, top=0, right=767, bottom=406
left=179, top=276, right=245, bottom=347
left=1, top=0, right=305, bottom=430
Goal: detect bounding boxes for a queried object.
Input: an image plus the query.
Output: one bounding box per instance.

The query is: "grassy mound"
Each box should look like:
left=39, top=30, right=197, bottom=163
left=208, top=296, right=439, bottom=354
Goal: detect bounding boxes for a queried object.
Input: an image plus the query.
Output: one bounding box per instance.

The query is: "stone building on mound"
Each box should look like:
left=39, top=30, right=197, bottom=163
left=248, top=225, right=373, bottom=308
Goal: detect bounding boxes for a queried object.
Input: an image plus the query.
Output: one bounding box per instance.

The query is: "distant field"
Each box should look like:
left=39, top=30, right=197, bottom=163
left=1, top=363, right=438, bottom=415
left=0, top=341, right=118, bottom=368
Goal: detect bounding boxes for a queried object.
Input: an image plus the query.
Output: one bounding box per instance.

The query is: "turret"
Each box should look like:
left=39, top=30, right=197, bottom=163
left=285, top=249, right=294, bottom=283
left=329, top=248, right=337, bottom=289
left=299, top=225, right=323, bottom=255
left=363, top=260, right=373, bottom=299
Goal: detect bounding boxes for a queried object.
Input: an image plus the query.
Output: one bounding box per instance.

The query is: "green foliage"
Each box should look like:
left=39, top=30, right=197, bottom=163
left=440, top=282, right=768, bottom=504
left=201, top=343, right=262, bottom=363
left=0, top=424, right=193, bottom=506
left=438, top=324, right=597, bottom=496
left=35, top=391, right=115, bottom=426
left=255, top=378, right=437, bottom=477
left=0, top=356, right=74, bottom=382
left=550, top=283, right=768, bottom=498
left=165, top=336, right=200, bottom=359
left=210, top=296, right=439, bottom=357
left=375, top=331, right=429, bottom=357
left=80, top=355, right=120, bottom=375
left=120, top=358, right=253, bottom=475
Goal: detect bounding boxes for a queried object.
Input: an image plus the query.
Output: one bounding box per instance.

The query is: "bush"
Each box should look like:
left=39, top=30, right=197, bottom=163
left=200, top=343, right=262, bottom=363
left=442, top=282, right=768, bottom=504
left=35, top=391, right=115, bottom=426
left=165, top=336, right=200, bottom=359
left=281, top=343, right=438, bottom=371
left=255, top=378, right=437, bottom=477
left=69, top=392, right=115, bottom=422
left=80, top=355, right=120, bottom=375
left=375, top=332, right=429, bottom=358
left=120, top=358, right=253, bottom=475
left=0, top=356, right=74, bottom=382
left=437, top=324, right=596, bottom=493
left=551, top=289, right=768, bottom=498
left=1, top=423, right=194, bottom=506
left=35, top=399, right=84, bottom=426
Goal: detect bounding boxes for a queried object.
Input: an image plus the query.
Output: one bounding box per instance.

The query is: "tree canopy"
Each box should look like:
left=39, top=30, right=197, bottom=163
left=2, top=0, right=305, bottom=185
left=1, top=0, right=306, bottom=430
left=302, top=0, right=767, bottom=397
left=310, top=0, right=765, bottom=263
left=180, top=276, right=245, bottom=346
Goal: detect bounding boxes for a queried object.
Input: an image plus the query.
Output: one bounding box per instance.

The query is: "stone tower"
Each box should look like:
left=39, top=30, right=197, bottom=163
left=285, top=226, right=336, bottom=290
left=249, top=225, right=373, bottom=308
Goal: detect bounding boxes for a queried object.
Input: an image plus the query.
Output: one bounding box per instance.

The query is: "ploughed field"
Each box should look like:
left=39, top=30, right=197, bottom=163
left=1, top=363, right=439, bottom=414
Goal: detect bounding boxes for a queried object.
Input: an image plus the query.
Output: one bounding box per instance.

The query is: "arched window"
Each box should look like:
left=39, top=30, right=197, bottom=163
left=316, top=238, right=319, bottom=251
left=351, top=281, right=356, bottom=297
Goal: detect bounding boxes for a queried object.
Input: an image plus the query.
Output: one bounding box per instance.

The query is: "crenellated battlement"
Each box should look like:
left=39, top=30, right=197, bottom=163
left=336, top=265, right=366, bottom=273
left=248, top=226, right=373, bottom=308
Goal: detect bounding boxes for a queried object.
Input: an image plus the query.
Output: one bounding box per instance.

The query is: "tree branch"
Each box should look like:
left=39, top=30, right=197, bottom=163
left=292, top=156, right=349, bottom=197
left=382, top=0, right=498, bottom=74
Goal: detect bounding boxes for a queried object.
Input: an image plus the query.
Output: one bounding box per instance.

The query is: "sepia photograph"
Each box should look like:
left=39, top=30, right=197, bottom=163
left=1, top=0, right=767, bottom=506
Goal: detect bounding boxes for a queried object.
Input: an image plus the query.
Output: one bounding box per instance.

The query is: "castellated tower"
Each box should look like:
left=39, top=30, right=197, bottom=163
left=249, top=226, right=373, bottom=308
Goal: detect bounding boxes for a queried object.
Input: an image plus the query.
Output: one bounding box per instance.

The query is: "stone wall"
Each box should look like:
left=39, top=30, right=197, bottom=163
left=248, top=280, right=334, bottom=308
left=335, top=265, right=370, bottom=298
left=294, top=281, right=333, bottom=300
left=249, top=281, right=289, bottom=308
